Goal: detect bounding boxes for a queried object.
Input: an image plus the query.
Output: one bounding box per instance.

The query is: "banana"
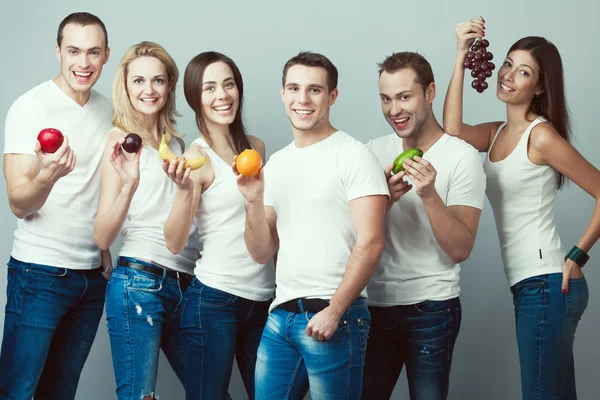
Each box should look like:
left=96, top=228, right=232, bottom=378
left=159, top=133, right=206, bottom=171
left=183, top=157, right=206, bottom=170
left=159, top=133, right=176, bottom=162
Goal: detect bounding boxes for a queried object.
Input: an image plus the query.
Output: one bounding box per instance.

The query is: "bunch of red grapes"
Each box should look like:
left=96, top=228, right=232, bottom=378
left=463, top=38, right=495, bottom=93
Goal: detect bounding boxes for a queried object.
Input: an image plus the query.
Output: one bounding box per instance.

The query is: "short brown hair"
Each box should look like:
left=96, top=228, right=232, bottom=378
left=378, top=52, right=434, bottom=91
left=57, top=12, right=108, bottom=48
left=282, top=51, right=338, bottom=92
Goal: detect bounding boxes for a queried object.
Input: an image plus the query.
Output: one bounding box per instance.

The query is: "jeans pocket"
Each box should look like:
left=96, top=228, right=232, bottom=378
left=566, top=277, right=589, bottom=317
left=200, top=283, right=235, bottom=308
left=515, top=275, right=546, bottom=290
left=128, top=272, right=162, bottom=293
left=25, top=263, right=68, bottom=278
left=414, top=300, right=452, bottom=314
left=181, top=290, right=201, bottom=331
left=357, top=316, right=371, bottom=362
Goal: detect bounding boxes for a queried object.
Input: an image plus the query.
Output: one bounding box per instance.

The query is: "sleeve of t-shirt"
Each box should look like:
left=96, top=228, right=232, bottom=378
left=446, top=149, right=486, bottom=209
left=4, top=96, right=45, bottom=156
left=338, top=140, right=390, bottom=201
left=262, top=157, right=275, bottom=207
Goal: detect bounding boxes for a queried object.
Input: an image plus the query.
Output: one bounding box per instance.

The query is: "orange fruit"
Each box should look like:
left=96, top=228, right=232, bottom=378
left=236, top=149, right=262, bottom=177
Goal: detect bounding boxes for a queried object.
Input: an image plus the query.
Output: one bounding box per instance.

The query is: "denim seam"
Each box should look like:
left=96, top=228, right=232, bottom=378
left=6, top=266, right=26, bottom=398
left=242, top=301, right=256, bottom=326
left=124, top=277, right=135, bottom=399
left=348, top=319, right=353, bottom=369
left=535, top=281, right=547, bottom=399
left=76, top=269, right=89, bottom=306
left=285, top=356, right=304, bottom=399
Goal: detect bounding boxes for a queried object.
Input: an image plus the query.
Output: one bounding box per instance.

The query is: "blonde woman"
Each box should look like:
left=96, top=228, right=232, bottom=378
left=94, top=41, right=199, bottom=400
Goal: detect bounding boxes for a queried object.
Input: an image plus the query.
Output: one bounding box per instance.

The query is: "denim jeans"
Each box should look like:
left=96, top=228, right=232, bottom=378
left=511, top=273, right=588, bottom=400
left=362, top=297, right=462, bottom=400
left=106, top=257, right=190, bottom=399
left=181, top=278, right=270, bottom=400
left=0, top=256, right=107, bottom=400
left=255, top=297, right=370, bottom=400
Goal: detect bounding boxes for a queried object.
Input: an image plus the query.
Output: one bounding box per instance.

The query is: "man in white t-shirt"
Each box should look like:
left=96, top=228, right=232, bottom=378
left=0, top=12, right=112, bottom=400
left=234, top=52, right=389, bottom=399
left=361, top=52, right=486, bottom=400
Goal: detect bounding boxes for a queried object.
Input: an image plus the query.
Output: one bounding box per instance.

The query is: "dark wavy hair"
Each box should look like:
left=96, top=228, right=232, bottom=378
left=509, top=36, right=571, bottom=189
left=184, top=52, right=251, bottom=154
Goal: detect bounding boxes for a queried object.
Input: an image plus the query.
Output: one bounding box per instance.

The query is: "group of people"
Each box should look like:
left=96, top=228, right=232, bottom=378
left=1, top=11, right=598, bottom=400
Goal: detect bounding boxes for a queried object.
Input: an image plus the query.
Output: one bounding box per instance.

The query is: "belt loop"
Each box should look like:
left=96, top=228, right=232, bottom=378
left=297, top=299, right=305, bottom=313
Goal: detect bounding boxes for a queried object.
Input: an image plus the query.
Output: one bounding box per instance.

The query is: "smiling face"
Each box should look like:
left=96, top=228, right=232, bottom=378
left=280, top=64, right=337, bottom=133
left=54, top=23, right=109, bottom=101
left=200, top=61, right=240, bottom=130
left=496, top=49, right=543, bottom=105
left=378, top=68, right=433, bottom=139
left=126, top=56, right=170, bottom=117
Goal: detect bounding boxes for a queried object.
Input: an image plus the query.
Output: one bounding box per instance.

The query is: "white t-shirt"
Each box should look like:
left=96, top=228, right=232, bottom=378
left=366, top=133, right=486, bottom=306
left=264, top=131, right=390, bottom=312
left=4, top=80, right=112, bottom=270
left=119, top=137, right=199, bottom=274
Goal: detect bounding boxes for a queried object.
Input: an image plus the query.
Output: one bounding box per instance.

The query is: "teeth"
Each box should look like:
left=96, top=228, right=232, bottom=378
left=141, top=98, right=157, bottom=102
left=214, top=105, right=231, bottom=111
left=501, top=84, right=514, bottom=92
left=295, top=110, right=313, bottom=115
left=393, top=117, right=409, bottom=123
left=74, top=72, right=92, bottom=77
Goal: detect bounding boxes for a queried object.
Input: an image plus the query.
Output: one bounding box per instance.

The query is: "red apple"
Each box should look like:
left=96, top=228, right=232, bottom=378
left=37, top=128, right=64, bottom=154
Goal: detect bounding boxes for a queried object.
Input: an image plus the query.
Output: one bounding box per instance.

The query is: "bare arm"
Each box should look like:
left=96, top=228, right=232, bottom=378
left=423, top=199, right=481, bottom=263
left=239, top=136, right=276, bottom=263
left=442, top=18, right=500, bottom=152
left=403, top=156, right=482, bottom=263
left=163, top=145, right=207, bottom=254
left=330, top=195, right=387, bottom=311
left=4, top=137, right=76, bottom=219
left=241, top=170, right=279, bottom=264
left=100, top=248, right=113, bottom=279
left=305, top=194, right=388, bottom=341
left=532, top=124, right=600, bottom=257
left=247, top=135, right=266, bottom=161
left=94, top=131, right=142, bottom=250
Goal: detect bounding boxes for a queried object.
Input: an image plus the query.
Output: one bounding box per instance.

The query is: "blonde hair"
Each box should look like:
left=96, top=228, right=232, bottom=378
left=112, top=41, right=182, bottom=146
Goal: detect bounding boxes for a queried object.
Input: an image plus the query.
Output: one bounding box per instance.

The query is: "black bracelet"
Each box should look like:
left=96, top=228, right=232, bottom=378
left=565, top=246, right=590, bottom=268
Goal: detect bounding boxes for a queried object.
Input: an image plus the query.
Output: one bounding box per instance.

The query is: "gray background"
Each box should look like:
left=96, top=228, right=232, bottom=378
left=1, top=0, right=598, bottom=399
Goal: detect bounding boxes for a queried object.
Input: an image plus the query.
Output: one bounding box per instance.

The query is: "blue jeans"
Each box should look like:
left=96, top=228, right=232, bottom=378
left=0, top=256, right=107, bottom=400
left=511, top=273, right=588, bottom=400
left=362, top=298, right=462, bottom=400
left=181, top=278, right=270, bottom=400
left=106, top=257, right=190, bottom=399
left=255, top=297, right=370, bottom=400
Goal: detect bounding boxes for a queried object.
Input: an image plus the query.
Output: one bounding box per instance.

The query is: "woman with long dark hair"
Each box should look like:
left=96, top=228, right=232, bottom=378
left=443, top=19, right=600, bottom=399
left=162, top=52, right=275, bottom=400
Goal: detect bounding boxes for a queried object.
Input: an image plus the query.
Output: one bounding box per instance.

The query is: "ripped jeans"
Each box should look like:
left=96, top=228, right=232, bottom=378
left=106, top=257, right=190, bottom=400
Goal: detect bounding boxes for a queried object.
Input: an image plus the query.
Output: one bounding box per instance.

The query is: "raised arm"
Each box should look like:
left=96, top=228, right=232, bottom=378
left=235, top=164, right=279, bottom=264
left=443, top=18, right=500, bottom=152
left=94, top=130, right=141, bottom=250
left=4, top=137, right=75, bottom=219
left=163, top=144, right=207, bottom=254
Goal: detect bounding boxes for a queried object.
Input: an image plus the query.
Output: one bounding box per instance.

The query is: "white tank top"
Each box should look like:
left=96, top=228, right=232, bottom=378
left=192, top=137, right=275, bottom=301
left=483, top=117, right=564, bottom=286
left=119, top=136, right=198, bottom=274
